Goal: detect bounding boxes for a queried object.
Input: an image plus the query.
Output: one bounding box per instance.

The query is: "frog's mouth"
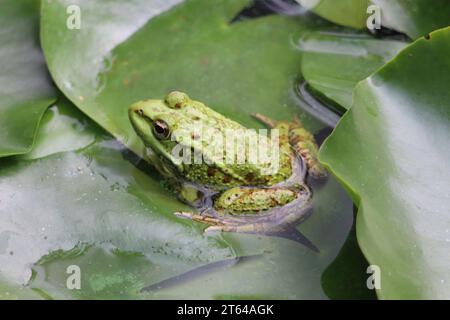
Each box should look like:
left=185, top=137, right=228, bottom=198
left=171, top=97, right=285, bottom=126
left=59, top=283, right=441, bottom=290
left=129, top=102, right=184, bottom=173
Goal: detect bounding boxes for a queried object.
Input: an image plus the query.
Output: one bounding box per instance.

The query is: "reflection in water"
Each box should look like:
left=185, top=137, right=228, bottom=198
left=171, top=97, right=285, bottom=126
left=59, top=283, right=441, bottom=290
left=295, top=81, right=341, bottom=128
left=261, top=227, right=319, bottom=252
left=141, top=254, right=263, bottom=292
left=263, top=0, right=311, bottom=16
left=230, top=0, right=314, bottom=24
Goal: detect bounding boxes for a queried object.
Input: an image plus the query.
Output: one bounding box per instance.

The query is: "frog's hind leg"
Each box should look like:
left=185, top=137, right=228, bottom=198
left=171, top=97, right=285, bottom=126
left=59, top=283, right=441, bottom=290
left=254, top=112, right=328, bottom=179
left=251, top=113, right=278, bottom=128
left=289, top=117, right=328, bottom=179
left=205, top=223, right=266, bottom=234
left=174, top=211, right=271, bottom=233
left=252, top=113, right=292, bottom=157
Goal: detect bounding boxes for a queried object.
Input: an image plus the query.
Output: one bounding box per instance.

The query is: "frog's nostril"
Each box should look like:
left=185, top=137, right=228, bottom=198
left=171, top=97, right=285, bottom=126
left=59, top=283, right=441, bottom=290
left=137, top=109, right=144, bottom=116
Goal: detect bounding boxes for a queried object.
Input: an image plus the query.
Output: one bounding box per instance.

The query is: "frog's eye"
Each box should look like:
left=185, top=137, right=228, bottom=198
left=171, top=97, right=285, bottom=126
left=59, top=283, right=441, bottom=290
left=152, top=120, right=171, bottom=140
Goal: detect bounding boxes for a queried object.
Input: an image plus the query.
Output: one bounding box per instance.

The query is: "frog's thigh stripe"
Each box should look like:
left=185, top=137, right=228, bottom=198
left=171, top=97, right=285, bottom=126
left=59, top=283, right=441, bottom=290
left=251, top=113, right=278, bottom=128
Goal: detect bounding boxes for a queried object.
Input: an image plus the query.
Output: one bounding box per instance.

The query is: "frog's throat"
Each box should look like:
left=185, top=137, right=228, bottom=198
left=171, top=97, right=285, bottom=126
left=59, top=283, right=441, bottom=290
left=145, top=140, right=184, bottom=173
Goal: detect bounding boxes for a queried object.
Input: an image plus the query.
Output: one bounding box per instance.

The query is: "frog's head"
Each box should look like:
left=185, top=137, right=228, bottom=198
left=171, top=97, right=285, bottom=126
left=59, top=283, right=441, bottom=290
left=130, top=91, right=244, bottom=177
left=129, top=91, right=212, bottom=174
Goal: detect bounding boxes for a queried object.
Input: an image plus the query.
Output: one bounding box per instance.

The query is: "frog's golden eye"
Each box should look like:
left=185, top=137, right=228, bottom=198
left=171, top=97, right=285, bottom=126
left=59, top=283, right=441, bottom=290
left=152, top=119, right=171, bottom=140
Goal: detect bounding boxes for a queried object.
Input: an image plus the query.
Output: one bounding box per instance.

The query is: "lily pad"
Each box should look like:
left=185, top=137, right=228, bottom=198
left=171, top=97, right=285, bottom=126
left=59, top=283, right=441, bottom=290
left=300, top=32, right=407, bottom=110
left=296, top=0, right=450, bottom=39
left=297, top=0, right=370, bottom=29
left=18, top=98, right=100, bottom=160
left=0, top=131, right=354, bottom=299
left=372, top=0, right=450, bottom=39
left=0, top=0, right=56, bottom=157
left=320, top=27, right=450, bottom=299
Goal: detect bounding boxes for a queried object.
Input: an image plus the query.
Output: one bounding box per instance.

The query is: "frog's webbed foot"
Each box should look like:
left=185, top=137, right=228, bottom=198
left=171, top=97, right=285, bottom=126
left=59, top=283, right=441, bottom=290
left=252, top=113, right=328, bottom=179
left=174, top=208, right=319, bottom=252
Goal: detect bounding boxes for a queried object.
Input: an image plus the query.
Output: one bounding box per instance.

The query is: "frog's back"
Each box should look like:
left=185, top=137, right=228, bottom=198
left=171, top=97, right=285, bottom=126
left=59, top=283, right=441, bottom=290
left=152, top=92, right=294, bottom=188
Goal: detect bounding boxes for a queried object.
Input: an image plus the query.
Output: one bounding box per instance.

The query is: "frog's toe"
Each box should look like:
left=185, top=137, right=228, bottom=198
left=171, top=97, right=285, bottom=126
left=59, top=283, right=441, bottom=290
left=205, top=225, right=235, bottom=233
left=251, top=113, right=278, bottom=128
left=174, top=211, right=225, bottom=226
left=205, top=224, right=261, bottom=234
left=174, top=211, right=194, bottom=219
left=308, top=165, right=329, bottom=179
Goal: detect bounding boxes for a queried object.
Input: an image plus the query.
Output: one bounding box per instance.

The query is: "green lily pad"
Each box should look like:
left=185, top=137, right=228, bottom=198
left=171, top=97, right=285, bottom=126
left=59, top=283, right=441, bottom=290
left=0, top=0, right=56, bottom=157
left=0, top=131, right=354, bottom=299
left=19, top=98, right=100, bottom=160
left=0, top=139, right=230, bottom=296
left=320, top=27, right=450, bottom=299
left=297, top=0, right=371, bottom=29
left=321, top=220, right=376, bottom=300
left=298, top=0, right=450, bottom=39
left=300, top=32, right=407, bottom=110
left=373, top=0, right=450, bottom=39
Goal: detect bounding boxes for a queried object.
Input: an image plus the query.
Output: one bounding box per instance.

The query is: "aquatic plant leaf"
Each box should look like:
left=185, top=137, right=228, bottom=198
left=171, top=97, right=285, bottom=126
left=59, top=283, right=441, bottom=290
left=320, top=27, right=450, bottom=299
left=297, top=0, right=370, bottom=29
left=0, top=0, right=56, bottom=157
left=300, top=32, right=407, bottom=110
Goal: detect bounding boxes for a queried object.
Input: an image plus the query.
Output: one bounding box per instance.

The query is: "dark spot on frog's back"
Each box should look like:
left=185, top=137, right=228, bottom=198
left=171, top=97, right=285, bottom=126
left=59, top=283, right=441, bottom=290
left=207, top=167, right=216, bottom=177
left=424, top=34, right=431, bottom=40
left=175, top=103, right=182, bottom=109
left=223, top=175, right=231, bottom=183
left=245, top=173, right=254, bottom=183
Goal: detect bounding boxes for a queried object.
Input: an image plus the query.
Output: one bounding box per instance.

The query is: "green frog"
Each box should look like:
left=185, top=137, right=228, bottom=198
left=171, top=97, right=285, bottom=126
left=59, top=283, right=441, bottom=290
left=129, top=91, right=327, bottom=240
